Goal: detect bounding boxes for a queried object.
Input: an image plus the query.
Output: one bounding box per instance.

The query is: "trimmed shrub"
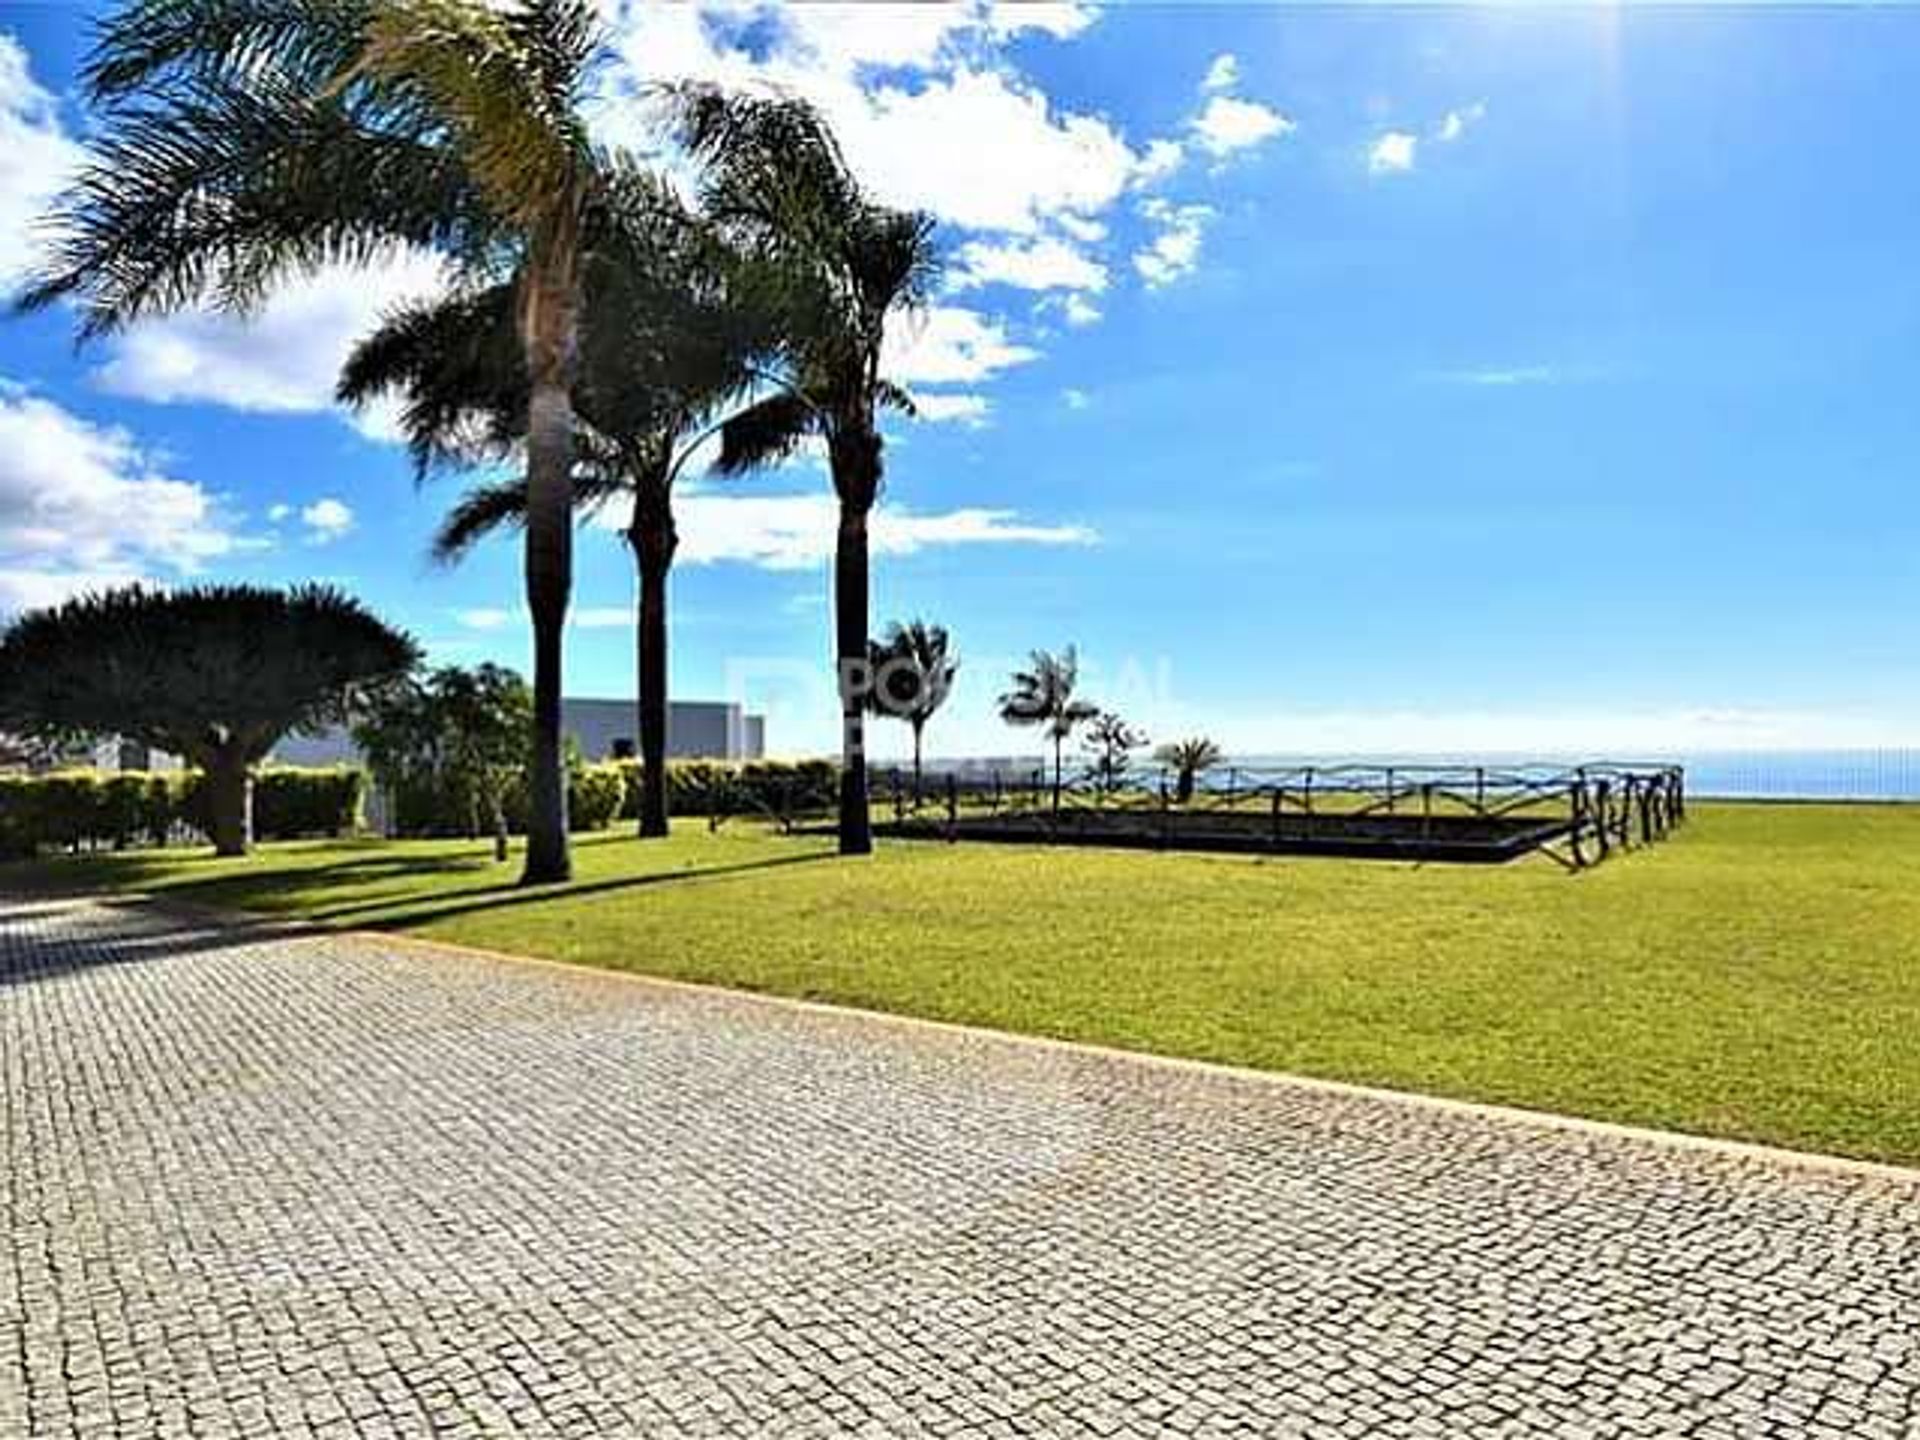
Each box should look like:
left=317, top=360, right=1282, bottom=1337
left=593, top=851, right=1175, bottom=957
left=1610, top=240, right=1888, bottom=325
left=397, top=760, right=624, bottom=838
left=569, top=763, right=624, bottom=832
left=613, top=758, right=840, bottom=821
left=254, top=768, right=364, bottom=840
left=0, top=766, right=361, bottom=857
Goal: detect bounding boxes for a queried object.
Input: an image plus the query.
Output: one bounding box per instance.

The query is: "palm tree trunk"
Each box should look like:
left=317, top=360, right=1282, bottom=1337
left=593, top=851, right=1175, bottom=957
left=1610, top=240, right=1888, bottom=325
left=1052, top=733, right=1063, bottom=816
left=518, top=254, right=577, bottom=885
left=631, top=486, right=675, bottom=840
left=834, top=499, right=874, bottom=857
left=205, top=743, right=252, bottom=857
left=912, top=720, right=924, bottom=798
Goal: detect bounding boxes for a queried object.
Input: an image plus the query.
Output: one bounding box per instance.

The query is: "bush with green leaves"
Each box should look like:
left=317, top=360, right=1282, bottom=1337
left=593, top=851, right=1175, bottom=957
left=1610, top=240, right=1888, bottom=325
left=568, top=764, right=625, bottom=832
left=254, top=769, right=365, bottom=839
left=0, top=767, right=361, bottom=858
left=613, top=759, right=839, bottom=821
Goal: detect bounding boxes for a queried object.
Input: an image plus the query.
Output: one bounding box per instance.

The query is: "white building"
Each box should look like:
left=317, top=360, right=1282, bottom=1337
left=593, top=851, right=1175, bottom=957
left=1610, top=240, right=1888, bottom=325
left=271, top=697, right=767, bottom=767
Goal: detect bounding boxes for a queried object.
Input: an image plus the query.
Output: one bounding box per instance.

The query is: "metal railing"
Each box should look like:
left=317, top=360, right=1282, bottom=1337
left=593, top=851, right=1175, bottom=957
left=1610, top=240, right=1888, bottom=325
left=881, top=761, right=1686, bottom=868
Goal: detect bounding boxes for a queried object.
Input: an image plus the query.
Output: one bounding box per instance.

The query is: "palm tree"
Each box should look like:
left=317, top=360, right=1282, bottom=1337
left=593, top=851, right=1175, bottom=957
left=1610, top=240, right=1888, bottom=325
left=867, top=620, right=958, bottom=797
left=20, top=0, right=623, bottom=884
left=671, top=85, right=940, bottom=857
left=999, top=647, right=1099, bottom=812
left=339, top=179, right=779, bottom=839
left=1155, top=736, right=1224, bottom=804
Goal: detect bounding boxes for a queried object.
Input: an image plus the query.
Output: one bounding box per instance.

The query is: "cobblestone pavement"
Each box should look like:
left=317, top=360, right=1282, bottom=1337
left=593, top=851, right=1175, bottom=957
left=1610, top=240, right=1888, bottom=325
left=4, top=897, right=1919, bottom=1439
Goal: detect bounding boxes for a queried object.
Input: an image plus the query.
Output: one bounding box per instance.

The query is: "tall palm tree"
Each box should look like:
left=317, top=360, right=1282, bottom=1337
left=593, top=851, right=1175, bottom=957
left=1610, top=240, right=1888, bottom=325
left=339, top=179, right=780, bottom=838
left=20, top=0, right=621, bottom=884
left=999, top=647, right=1100, bottom=812
left=867, top=619, right=958, bottom=797
left=671, top=85, right=940, bottom=857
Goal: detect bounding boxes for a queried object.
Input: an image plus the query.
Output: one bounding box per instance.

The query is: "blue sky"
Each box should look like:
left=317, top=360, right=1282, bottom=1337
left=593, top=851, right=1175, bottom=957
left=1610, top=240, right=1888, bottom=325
left=3, top=2, right=1918, bottom=758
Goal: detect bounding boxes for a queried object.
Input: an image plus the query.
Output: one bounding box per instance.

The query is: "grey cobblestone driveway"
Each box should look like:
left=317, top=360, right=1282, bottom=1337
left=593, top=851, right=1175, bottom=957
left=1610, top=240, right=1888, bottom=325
left=4, top=896, right=1919, bottom=1439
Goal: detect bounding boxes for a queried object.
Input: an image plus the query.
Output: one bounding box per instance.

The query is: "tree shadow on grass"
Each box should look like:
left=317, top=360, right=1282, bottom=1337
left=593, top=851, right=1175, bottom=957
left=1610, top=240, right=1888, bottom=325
left=329, top=850, right=837, bottom=931
left=1, top=850, right=837, bottom=988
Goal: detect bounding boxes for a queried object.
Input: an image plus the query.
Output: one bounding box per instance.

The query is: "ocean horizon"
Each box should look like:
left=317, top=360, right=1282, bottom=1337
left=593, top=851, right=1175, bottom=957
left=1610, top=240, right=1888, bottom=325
left=916, top=749, right=1920, bottom=801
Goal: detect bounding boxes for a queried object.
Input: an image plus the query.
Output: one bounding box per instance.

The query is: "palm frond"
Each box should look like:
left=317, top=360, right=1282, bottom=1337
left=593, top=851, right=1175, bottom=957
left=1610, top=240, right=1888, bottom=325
left=349, top=0, right=602, bottom=236
left=429, top=479, right=531, bottom=565
left=430, top=466, right=626, bottom=566
left=714, top=392, right=816, bottom=476
left=22, top=26, right=495, bottom=334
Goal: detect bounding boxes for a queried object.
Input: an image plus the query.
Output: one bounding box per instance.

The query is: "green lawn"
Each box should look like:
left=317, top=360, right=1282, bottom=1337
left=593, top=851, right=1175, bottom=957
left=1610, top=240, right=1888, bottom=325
left=8, top=802, right=1920, bottom=1165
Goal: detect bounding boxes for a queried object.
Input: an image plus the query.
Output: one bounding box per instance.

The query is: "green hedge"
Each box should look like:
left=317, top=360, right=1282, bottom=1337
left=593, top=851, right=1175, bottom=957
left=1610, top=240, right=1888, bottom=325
left=0, top=759, right=840, bottom=856
left=389, top=761, right=626, bottom=838
left=254, top=769, right=364, bottom=840
left=614, top=758, right=839, bottom=821
left=0, top=766, right=363, bottom=858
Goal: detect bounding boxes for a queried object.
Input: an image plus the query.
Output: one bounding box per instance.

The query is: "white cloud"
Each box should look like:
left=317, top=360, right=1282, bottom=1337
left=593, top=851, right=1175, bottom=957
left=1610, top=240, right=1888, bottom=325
left=1133, top=200, right=1215, bottom=289
left=1131, top=138, right=1185, bottom=188
left=1062, top=387, right=1091, bottom=411
left=93, top=251, right=448, bottom=427
left=1191, top=95, right=1293, bottom=159
left=1058, top=293, right=1103, bottom=327
left=1369, top=130, right=1419, bottom=175
left=596, top=3, right=1141, bottom=239
left=884, top=305, right=1040, bottom=384
left=951, top=235, right=1107, bottom=294
left=0, top=34, right=86, bottom=296
left=266, top=503, right=292, bottom=523
left=911, top=392, right=991, bottom=426
left=0, top=384, right=242, bottom=613
left=453, top=606, right=633, bottom=633
left=0, top=568, right=147, bottom=615
left=1432, top=365, right=1556, bottom=387
left=455, top=604, right=632, bottom=631
left=1201, top=53, right=1240, bottom=94
left=300, top=497, right=355, bottom=544
left=1054, top=212, right=1107, bottom=244
left=669, top=491, right=1095, bottom=570
left=984, top=3, right=1096, bottom=41
left=1436, top=101, right=1486, bottom=143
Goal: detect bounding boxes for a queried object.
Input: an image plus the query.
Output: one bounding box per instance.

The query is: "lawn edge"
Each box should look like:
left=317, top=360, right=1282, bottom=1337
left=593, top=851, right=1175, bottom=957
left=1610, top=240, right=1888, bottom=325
left=110, top=890, right=1920, bottom=1187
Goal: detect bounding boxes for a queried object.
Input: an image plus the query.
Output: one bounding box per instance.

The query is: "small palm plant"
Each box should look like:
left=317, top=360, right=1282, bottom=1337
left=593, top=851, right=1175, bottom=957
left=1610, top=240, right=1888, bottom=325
left=866, top=620, right=958, bottom=798
left=1156, top=736, right=1225, bottom=804
left=998, top=647, right=1099, bottom=812
left=1083, top=712, right=1149, bottom=798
